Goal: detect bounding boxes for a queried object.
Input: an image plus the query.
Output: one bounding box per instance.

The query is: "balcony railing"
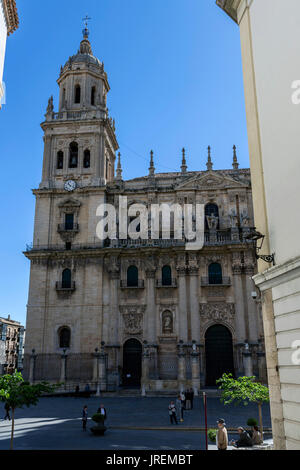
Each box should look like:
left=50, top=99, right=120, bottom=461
left=201, top=277, right=231, bottom=286
left=156, top=279, right=177, bottom=288
left=58, top=223, right=79, bottom=232
left=120, top=280, right=145, bottom=289
left=56, top=281, right=76, bottom=291
left=25, top=228, right=254, bottom=253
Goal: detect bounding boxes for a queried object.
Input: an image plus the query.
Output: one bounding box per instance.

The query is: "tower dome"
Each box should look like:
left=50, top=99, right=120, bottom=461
left=57, top=26, right=109, bottom=113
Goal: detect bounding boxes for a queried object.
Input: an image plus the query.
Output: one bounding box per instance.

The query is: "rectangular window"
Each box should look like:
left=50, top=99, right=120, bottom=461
left=65, top=213, right=74, bottom=230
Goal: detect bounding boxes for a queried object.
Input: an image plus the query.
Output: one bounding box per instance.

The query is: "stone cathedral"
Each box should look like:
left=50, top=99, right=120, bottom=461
left=23, top=29, right=267, bottom=394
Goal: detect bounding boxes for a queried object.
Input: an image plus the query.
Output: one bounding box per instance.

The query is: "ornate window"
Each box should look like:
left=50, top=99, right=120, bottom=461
left=208, top=262, right=222, bottom=285
left=69, top=142, right=78, bottom=168
left=62, top=269, right=72, bottom=289
left=74, top=84, right=81, bottom=104
left=91, top=86, right=96, bottom=106
left=58, top=327, right=71, bottom=348
left=205, top=203, right=219, bottom=230
left=127, top=265, right=138, bottom=287
left=57, top=151, right=64, bottom=169
left=162, top=265, right=172, bottom=286
left=83, top=149, right=91, bottom=168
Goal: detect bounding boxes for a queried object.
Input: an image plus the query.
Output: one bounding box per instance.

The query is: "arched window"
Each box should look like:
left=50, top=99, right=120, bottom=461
left=127, top=265, right=138, bottom=287
left=59, top=327, right=71, bottom=349
left=57, top=151, right=64, bottom=169
left=74, top=85, right=81, bottom=104
left=205, top=203, right=219, bottom=230
left=208, top=263, right=222, bottom=285
left=62, top=269, right=72, bottom=289
left=83, top=149, right=91, bottom=168
left=69, top=142, right=78, bottom=168
left=162, top=265, right=172, bottom=286
left=91, top=86, right=96, bottom=106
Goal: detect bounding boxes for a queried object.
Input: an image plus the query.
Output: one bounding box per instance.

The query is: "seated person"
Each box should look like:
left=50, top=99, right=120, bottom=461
left=230, top=427, right=253, bottom=448
left=251, top=425, right=263, bottom=445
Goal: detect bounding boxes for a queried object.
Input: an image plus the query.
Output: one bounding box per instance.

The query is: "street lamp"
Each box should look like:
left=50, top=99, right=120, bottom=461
left=245, top=229, right=275, bottom=265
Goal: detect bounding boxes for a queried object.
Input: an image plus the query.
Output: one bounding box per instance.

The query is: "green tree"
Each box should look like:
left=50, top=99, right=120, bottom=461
left=216, top=373, right=269, bottom=438
left=0, top=372, right=56, bottom=450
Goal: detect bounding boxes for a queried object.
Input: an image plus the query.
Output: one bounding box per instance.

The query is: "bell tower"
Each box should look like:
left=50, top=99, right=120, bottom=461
left=40, top=25, right=118, bottom=189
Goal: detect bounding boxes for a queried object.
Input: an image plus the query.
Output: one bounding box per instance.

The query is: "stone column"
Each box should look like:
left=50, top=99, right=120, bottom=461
left=245, top=266, right=259, bottom=342
left=141, top=345, right=150, bottom=396
left=176, top=263, right=188, bottom=342
left=177, top=342, right=186, bottom=393
left=60, top=350, right=68, bottom=385
left=257, top=351, right=267, bottom=383
left=99, top=351, right=107, bottom=392
left=145, top=268, right=156, bottom=344
left=232, top=254, right=247, bottom=342
left=29, top=349, right=37, bottom=385
left=41, top=135, right=52, bottom=184
left=189, top=265, right=200, bottom=343
left=191, top=345, right=200, bottom=396
left=92, top=349, right=100, bottom=383
left=243, top=345, right=253, bottom=376
left=199, top=344, right=205, bottom=387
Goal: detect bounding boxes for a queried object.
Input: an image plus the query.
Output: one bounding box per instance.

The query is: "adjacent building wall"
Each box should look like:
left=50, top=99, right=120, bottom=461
left=217, top=0, right=300, bottom=450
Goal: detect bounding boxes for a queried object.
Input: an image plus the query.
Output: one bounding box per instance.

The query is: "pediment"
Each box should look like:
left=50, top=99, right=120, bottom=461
left=175, top=171, right=249, bottom=191
left=58, top=198, right=81, bottom=208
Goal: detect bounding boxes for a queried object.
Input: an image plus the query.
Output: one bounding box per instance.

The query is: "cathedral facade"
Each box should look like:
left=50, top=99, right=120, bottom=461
left=23, top=30, right=266, bottom=393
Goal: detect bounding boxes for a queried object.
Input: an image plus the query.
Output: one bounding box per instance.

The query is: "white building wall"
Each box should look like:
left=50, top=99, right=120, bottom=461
left=245, top=0, right=300, bottom=450
left=248, top=0, right=300, bottom=265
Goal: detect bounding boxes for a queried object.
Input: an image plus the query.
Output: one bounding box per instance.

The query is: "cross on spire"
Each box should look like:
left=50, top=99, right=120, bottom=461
left=82, top=15, right=91, bottom=28
left=82, top=15, right=91, bottom=38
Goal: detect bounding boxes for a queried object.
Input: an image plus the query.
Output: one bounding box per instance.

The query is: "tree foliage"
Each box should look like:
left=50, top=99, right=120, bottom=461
left=216, top=373, right=269, bottom=406
left=0, top=372, right=57, bottom=450
left=0, top=372, right=54, bottom=409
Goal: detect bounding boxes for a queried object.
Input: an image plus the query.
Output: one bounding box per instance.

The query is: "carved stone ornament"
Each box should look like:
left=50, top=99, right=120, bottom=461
left=162, top=310, right=173, bottom=334
left=120, top=305, right=146, bottom=334
left=206, top=214, right=219, bottom=230
left=104, top=255, right=120, bottom=278
left=199, top=303, right=235, bottom=324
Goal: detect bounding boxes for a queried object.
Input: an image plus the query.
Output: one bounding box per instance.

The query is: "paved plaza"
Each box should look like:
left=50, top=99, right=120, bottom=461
left=0, top=396, right=272, bottom=450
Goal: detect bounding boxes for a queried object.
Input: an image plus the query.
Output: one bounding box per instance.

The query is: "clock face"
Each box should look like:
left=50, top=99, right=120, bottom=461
left=64, top=180, right=77, bottom=192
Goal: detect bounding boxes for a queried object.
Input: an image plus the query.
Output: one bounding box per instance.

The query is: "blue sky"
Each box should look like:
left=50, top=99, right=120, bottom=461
left=0, top=0, right=247, bottom=326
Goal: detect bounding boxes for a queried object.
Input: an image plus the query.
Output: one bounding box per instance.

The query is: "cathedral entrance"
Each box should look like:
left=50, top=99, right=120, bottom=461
left=205, top=324, right=235, bottom=386
left=122, top=339, right=142, bottom=387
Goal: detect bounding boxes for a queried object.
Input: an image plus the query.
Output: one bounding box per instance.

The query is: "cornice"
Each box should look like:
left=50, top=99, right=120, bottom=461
left=2, top=0, right=19, bottom=35
left=216, top=0, right=251, bottom=25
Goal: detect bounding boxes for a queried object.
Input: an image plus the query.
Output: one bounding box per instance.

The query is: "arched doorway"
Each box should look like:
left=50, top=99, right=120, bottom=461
left=205, top=324, right=234, bottom=386
left=123, top=339, right=142, bottom=387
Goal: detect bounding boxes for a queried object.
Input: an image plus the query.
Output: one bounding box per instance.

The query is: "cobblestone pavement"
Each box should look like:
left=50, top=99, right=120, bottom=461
left=0, top=396, right=271, bottom=450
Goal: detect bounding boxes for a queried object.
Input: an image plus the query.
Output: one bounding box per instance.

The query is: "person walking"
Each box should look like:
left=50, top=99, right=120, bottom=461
left=180, top=391, right=186, bottom=410
left=189, top=388, right=194, bottom=410
left=185, top=389, right=191, bottom=410
left=176, top=395, right=184, bottom=422
left=82, top=405, right=88, bottom=431
left=216, top=418, right=228, bottom=451
left=84, top=384, right=90, bottom=398
left=168, top=401, right=178, bottom=425
left=4, top=403, right=11, bottom=421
